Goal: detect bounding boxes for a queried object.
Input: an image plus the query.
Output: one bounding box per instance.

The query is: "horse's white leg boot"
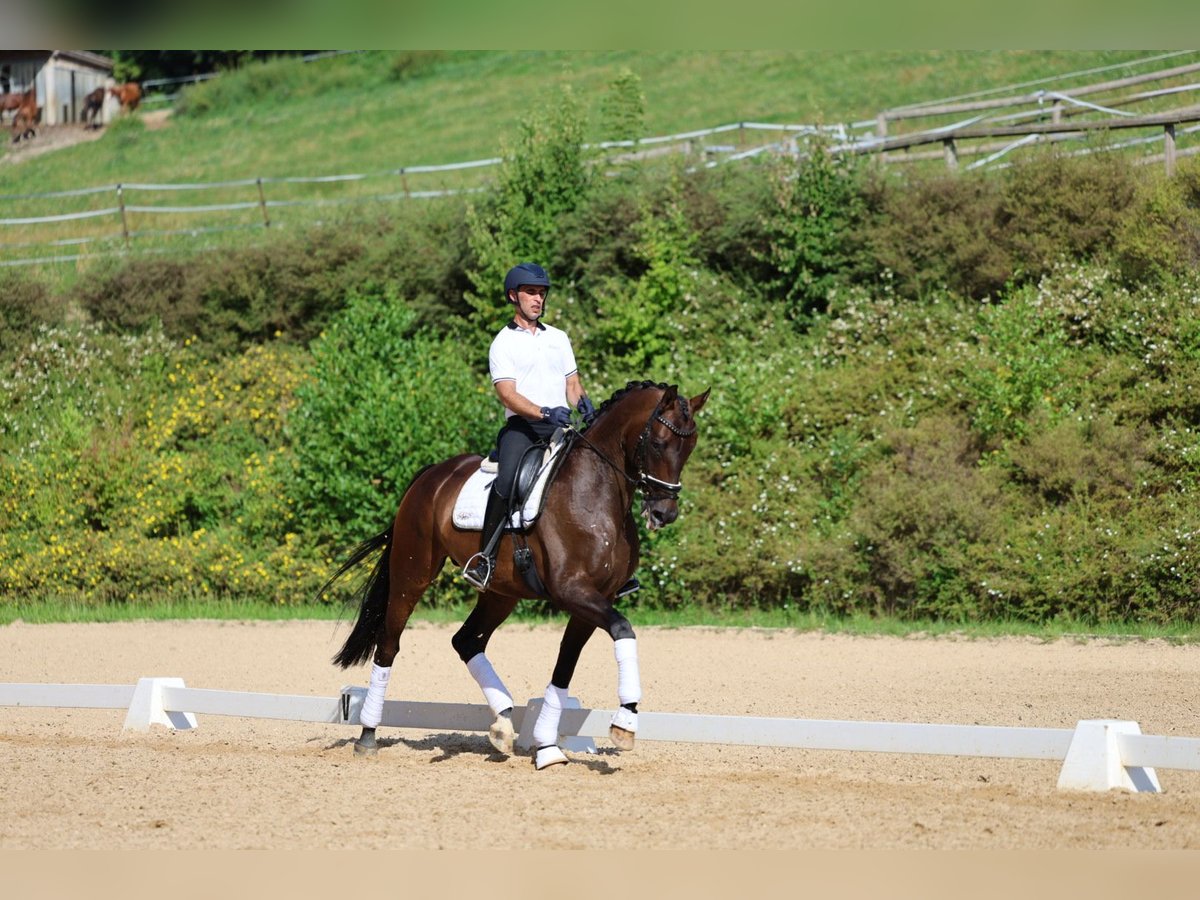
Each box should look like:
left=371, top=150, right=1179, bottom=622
left=610, top=638, right=641, bottom=751
left=466, top=652, right=515, bottom=754
left=532, top=683, right=570, bottom=769
left=361, top=663, right=391, bottom=729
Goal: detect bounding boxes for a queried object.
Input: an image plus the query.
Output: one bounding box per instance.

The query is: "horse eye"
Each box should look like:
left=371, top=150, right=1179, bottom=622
left=651, top=439, right=667, bottom=453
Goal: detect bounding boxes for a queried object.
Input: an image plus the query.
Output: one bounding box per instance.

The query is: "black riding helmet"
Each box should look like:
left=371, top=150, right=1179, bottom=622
left=503, top=263, right=551, bottom=302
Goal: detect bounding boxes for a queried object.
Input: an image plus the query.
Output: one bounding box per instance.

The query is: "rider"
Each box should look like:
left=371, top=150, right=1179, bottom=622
left=462, top=263, right=595, bottom=590
left=460, top=266, right=592, bottom=592
left=462, top=263, right=640, bottom=602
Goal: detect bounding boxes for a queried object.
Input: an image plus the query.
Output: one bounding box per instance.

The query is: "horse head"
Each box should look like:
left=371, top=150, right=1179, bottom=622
left=632, top=384, right=710, bottom=531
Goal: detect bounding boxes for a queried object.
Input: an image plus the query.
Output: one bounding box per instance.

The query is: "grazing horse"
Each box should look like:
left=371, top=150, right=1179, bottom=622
left=0, top=91, right=24, bottom=123
left=109, top=82, right=142, bottom=113
left=9, top=87, right=37, bottom=143
left=323, top=380, right=709, bottom=769
left=81, top=87, right=105, bottom=127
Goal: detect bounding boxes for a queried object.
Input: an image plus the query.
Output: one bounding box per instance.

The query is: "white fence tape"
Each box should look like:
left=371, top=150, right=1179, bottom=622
left=0, top=208, right=121, bottom=226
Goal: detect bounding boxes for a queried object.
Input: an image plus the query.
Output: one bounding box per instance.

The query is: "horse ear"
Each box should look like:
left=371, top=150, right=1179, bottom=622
left=658, top=384, right=679, bottom=410
left=688, top=388, right=710, bottom=415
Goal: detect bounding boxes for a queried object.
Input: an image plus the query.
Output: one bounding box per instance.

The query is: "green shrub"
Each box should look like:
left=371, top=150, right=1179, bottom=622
left=590, top=173, right=702, bottom=370
left=288, top=289, right=497, bottom=546
left=600, top=67, right=646, bottom=142
left=0, top=272, right=70, bottom=364
left=998, top=148, right=1137, bottom=280
left=958, top=288, right=1068, bottom=442
left=76, top=222, right=372, bottom=353
left=863, top=168, right=1010, bottom=300
left=388, top=51, right=447, bottom=82
left=846, top=415, right=1008, bottom=619
left=1007, top=413, right=1148, bottom=506
left=1114, top=161, right=1200, bottom=284
left=465, top=84, right=591, bottom=336
left=757, top=141, right=868, bottom=318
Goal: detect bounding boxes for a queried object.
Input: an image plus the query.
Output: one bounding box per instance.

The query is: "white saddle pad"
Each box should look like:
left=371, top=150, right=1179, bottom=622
left=452, top=438, right=566, bottom=531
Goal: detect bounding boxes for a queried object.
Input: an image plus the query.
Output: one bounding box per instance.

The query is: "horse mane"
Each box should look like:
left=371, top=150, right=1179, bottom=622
left=587, top=380, right=693, bottom=431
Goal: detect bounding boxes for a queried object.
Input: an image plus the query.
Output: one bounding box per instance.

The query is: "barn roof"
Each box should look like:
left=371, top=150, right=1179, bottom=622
left=0, top=50, right=114, bottom=72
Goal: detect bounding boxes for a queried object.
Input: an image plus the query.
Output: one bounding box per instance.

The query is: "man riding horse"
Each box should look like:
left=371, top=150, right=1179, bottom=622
left=463, top=263, right=638, bottom=600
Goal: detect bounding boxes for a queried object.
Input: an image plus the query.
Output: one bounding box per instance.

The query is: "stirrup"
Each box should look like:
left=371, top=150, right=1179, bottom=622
left=462, top=553, right=494, bottom=591
left=616, top=577, right=641, bottom=599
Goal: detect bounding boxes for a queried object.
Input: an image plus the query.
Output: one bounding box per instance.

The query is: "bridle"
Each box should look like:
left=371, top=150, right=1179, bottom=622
left=570, top=397, right=695, bottom=502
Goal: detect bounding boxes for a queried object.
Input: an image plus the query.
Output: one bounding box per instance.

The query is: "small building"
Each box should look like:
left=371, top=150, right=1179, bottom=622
left=0, top=50, right=115, bottom=125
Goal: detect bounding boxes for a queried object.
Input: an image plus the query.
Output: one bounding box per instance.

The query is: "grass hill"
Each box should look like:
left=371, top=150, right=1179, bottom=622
left=3, top=50, right=1189, bottom=279
left=0, top=50, right=1182, bottom=190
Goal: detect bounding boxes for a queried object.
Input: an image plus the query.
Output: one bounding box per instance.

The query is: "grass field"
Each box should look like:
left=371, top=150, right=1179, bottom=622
left=3, top=51, right=1190, bottom=194
left=4, top=49, right=1192, bottom=279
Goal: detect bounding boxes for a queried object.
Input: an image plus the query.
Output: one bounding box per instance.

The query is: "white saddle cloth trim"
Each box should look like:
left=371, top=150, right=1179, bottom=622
left=452, top=437, right=566, bottom=531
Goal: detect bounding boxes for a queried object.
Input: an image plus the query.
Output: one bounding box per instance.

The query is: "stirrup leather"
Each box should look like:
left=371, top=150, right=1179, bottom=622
left=462, top=552, right=494, bottom=591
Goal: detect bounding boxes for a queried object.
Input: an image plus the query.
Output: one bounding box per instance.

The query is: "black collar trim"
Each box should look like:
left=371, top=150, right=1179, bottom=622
left=506, top=320, right=546, bottom=331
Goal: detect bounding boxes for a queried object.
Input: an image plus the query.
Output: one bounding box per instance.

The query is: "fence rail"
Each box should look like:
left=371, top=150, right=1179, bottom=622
left=3, top=53, right=1199, bottom=268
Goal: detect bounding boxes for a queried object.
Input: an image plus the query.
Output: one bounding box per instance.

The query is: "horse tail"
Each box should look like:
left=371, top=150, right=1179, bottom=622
left=328, top=526, right=394, bottom=669
left=327, top=463, right=436, bottom=669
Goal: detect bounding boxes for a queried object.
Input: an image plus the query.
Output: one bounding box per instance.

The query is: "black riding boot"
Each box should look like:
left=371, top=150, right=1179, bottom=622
left=463, top=488, right=508, bottom=591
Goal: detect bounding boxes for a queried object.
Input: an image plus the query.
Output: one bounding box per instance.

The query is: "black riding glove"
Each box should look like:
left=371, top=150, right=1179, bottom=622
left=576, top=395, right=597, bottom=425
left=541, top=406, right=572, bottom=428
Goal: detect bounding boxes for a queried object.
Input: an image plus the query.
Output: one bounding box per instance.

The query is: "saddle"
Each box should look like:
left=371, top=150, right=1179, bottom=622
left=451, top=428, right=573, bottom=533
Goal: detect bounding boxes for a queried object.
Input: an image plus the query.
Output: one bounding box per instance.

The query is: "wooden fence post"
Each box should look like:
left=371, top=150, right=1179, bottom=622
left=1164, top=123, right=1177, bottom=176
left=876, top=112, right=888, bottom=138
left=256, top=178, right=270, bottom=227
left=943, top=138, right=959, bottom=170
left=116, top=184, right=130, bottom=249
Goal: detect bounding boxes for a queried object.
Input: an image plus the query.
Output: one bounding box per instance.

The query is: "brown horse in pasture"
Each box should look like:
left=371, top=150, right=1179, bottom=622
left=109, top=82, right=142, bottom=112
left=322, top=381, right=709, bottom=769
left=9, top=87, right=37, bottom=143
left=0, top=90, right=24, bottom=122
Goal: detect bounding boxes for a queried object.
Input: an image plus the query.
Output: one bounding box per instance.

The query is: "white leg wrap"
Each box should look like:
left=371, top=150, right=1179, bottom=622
left=614, top=638, right=642, bottom=706
left=465, top=652, right=514, bottom=715
left=360, top=663, right=391, bottom=729
left=532, top=683, right=569, bottom=749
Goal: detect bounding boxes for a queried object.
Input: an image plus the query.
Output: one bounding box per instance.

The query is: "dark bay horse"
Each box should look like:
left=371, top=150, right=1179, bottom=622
left=323, top=380, right=709, bottom=769
left=81, top=87, right=105, bottom=128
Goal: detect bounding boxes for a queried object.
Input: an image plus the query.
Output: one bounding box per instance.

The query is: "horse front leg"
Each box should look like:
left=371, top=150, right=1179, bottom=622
left=528, top=614, right=597, bottom=770
left=604, top=608, right=641, bottom=751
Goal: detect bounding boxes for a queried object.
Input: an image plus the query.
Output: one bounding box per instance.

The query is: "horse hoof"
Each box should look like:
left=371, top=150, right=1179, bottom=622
left=353, top=729, right=379, bottom=757
left=488, top=711, right=514, bottom=755
left=353, top=740, right=378, bottom=757
left=609, top=725, right=636, bottom=751
left=534, top=745, right=569, bottom=770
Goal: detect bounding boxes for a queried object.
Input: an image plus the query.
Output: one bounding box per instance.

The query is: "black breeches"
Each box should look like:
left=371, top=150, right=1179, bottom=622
left=493, top=416, right=555, bottom=500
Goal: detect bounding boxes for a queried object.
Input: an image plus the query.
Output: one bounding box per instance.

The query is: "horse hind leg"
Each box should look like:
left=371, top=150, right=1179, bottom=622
left=452, top=594, right=519, bottom=755
left=353, top=544, right=443, bottom=758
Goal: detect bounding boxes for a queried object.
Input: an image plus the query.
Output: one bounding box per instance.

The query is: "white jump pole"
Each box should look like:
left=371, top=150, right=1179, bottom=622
left=2, top=678, right=1191, bottom=792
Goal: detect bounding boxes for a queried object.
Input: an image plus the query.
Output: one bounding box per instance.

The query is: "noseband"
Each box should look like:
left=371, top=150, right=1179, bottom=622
left=633, top=409, right=695, bottom=501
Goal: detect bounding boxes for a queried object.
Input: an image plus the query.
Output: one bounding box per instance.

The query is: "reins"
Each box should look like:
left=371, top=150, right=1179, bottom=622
left=567, top=399, right=695, bottom=502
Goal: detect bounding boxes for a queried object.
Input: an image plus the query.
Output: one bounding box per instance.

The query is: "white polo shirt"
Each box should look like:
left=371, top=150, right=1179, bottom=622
left=489, top=320, right=578, bottom=418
